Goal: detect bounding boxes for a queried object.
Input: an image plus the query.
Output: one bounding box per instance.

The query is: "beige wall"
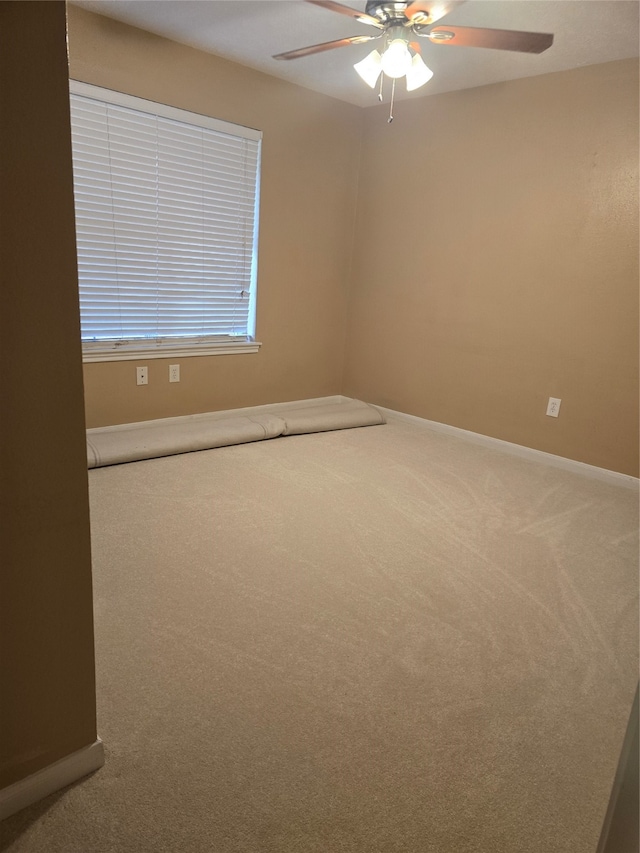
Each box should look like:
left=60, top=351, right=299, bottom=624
left=0, top=2, right=97, bottom=789
left=67, top=6, right=363, bottom=428
left=344, top=59, right=639, bottom=477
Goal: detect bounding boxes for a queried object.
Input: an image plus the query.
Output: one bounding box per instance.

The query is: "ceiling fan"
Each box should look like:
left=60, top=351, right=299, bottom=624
left=274, top=1, right=554, bottom=119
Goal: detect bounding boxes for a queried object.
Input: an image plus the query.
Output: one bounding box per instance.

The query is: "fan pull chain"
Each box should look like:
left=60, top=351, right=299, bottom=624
left=378, top=73, right=384, bottom=102
left=388, top=78, right=396, bottom=123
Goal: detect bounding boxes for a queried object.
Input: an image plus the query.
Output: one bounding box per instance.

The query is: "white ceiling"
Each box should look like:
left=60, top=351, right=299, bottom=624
left=71, top=0, right=639, bottom=107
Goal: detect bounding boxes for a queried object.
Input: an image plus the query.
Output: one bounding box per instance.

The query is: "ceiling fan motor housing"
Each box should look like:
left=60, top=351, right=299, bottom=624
left=365, top=1, right=413, bottom=25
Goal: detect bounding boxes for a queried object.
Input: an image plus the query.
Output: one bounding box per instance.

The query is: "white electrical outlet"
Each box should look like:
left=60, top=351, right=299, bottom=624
left=169, top=364, right=180, bottom=383
left=136, top=366, right=148, bottom=386
left=546, top=397, right=561, bottom=417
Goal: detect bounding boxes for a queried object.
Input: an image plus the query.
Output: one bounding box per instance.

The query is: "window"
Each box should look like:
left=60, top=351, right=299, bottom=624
left=69, top=82, right=262, bottom=361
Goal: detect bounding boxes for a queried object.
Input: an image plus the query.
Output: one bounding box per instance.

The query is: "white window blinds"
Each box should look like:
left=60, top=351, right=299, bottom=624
left=69, top=82, right=261, bottom=359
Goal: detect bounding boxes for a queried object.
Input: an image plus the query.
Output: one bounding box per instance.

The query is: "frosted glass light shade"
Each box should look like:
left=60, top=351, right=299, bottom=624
left=354, top=50, right=382, bottom=88
left=405, top=53, right=434, bottom=91
left=380, top=39, right=413, bottom=78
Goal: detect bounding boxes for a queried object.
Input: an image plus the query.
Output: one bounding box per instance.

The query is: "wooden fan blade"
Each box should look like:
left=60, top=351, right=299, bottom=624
left=404, top=1, right=465, bottom=25
left=306, top=0, right=385, bottom=28
left=273, top=34, right=376, bottom=60
left=429, top=25, right=554, bottom=53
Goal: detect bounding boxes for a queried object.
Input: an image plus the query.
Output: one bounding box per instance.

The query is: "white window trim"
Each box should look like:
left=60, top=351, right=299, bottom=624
left=82, top=339, right=261, bottom=363
left=69, top=81, right=262, bottom=363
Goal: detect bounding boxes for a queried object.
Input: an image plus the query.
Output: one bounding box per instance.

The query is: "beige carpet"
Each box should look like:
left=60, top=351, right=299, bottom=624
left=2, top=418, right=638, bottom=852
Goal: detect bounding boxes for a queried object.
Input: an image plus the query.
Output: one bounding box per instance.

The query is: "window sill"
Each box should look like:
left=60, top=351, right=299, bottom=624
left=82, top=340, right=262, bottom=363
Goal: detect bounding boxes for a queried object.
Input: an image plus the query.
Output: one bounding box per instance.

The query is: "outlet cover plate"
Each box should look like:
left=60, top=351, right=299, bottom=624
left=546, top=397, right=561, bottom=417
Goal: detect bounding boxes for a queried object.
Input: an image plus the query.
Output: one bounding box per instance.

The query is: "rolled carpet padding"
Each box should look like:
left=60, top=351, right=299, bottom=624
left=87, top=413, right=286, bottom=468
left=281, top=398, right=386, bottom=435
left=87, top=398, right=385, bottom=468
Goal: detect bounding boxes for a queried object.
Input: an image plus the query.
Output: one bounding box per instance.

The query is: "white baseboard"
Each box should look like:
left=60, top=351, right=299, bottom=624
left=0, top=738, right=104, bottom=821
left=376, top=406, right=639, bottom=490
left=87, top=395, right=351, bottom=436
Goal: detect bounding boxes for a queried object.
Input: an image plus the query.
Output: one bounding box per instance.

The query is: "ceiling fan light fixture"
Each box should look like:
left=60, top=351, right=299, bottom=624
left=354, top=49, right=382, bottom=88
left=405, top=53, right=434, bottom=90
left=380, top=37, right=413, bottom=78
